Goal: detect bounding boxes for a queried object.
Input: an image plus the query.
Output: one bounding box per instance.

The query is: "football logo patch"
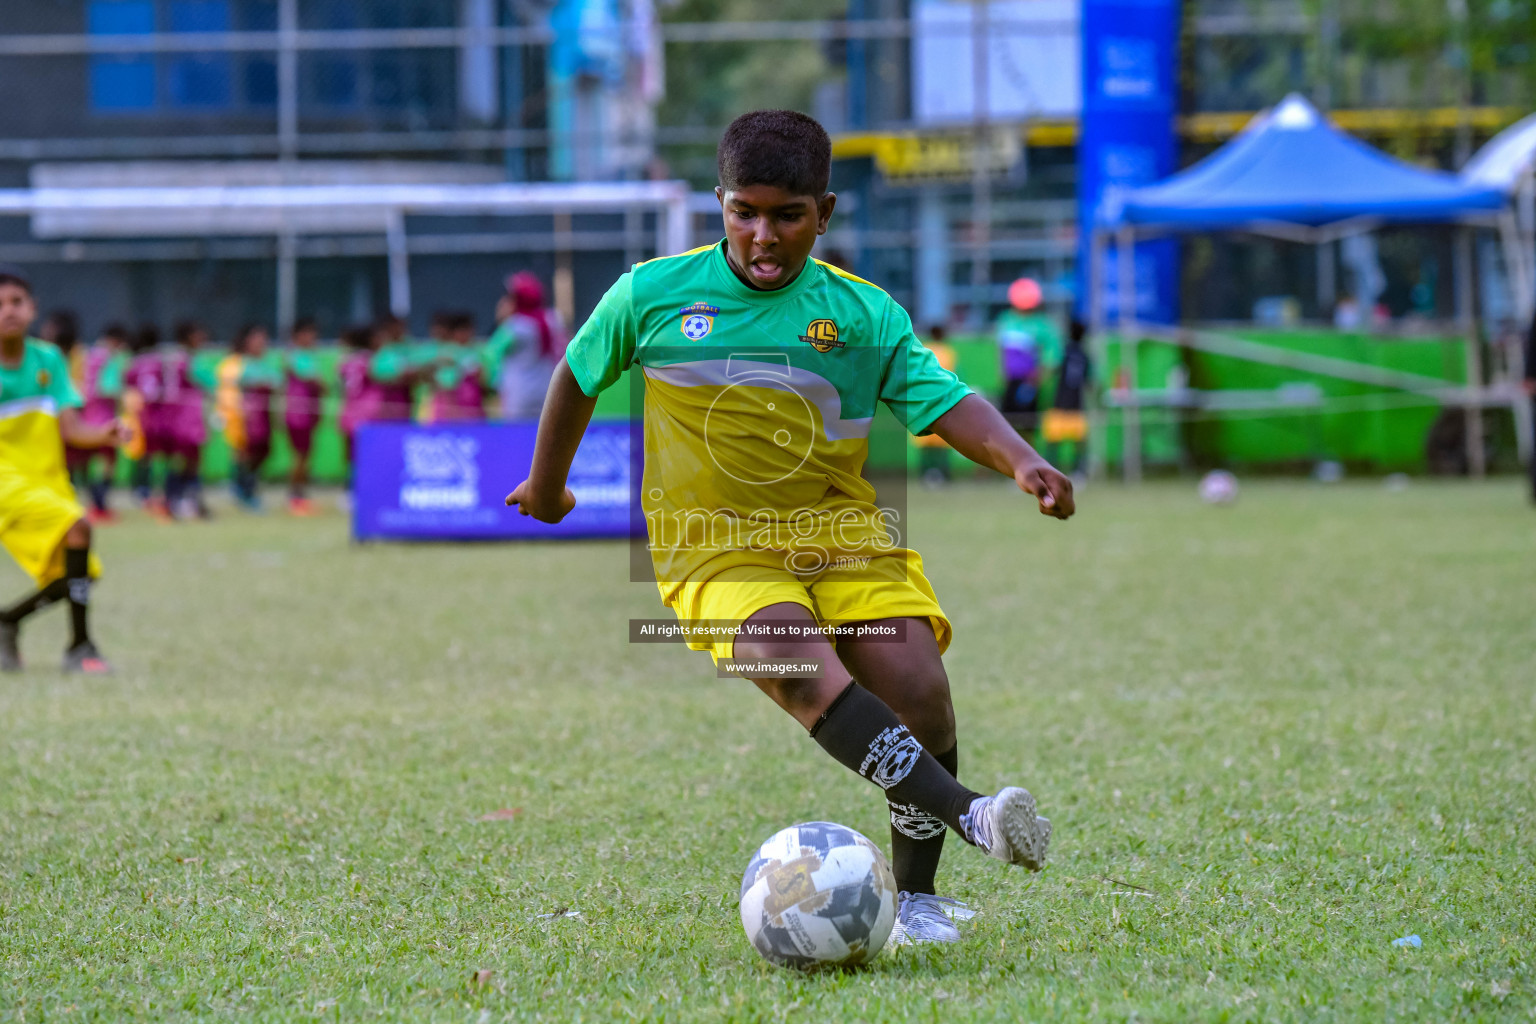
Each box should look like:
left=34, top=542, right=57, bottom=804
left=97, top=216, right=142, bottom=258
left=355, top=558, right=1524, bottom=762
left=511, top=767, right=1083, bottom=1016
left=889, top=802, right=947, bottom=840
left=799, top=318, right=843, bottom=352
left=680, top=302, right=720, bottom=341
left=861, top=725, right=922, bottom=790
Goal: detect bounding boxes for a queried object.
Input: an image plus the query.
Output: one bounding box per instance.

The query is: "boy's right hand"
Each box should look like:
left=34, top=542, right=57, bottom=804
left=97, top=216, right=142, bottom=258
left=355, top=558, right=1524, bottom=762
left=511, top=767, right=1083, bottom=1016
left=505, top=479, right=577, bottom=523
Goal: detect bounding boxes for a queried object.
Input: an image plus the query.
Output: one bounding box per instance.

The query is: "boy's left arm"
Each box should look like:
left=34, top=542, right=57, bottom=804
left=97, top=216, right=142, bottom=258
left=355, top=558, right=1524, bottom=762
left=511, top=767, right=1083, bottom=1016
left=58, top=408, right=128, bottom=449
left=927, top=394, right=1075, bottom=519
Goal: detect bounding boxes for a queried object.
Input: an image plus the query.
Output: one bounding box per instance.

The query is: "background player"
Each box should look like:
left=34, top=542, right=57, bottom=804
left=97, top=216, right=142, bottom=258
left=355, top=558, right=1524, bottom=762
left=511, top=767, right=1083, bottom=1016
left=232, top=324, right=280, bottom=510
left=430, top=312, right=488, bottom=422
left=169, top=320, right=214, bottom=519
left=0, top=265, right=124, bottom=673
left=506, top=111, right=1075, bottom=946
left=71, top=323, right=130, bottom=522
left=488, top=272, right=566, bottom=420
left=283, top=317, right=326, bottom=516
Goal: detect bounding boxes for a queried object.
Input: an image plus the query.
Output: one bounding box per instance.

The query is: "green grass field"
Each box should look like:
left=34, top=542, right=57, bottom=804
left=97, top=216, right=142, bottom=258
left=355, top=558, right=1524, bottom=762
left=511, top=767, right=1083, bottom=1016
left=3, top=480, right=1533, bottom=1022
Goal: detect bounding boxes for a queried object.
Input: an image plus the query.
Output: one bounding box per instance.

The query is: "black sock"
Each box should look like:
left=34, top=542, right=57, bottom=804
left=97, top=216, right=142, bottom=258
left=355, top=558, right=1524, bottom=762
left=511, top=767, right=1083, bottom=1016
left=0, top=578, right=68, bottom=625
left=88, top=479, right=109, bottom=513
left=64, top=548, right=91, bottom=649
left=888, top=743, right=958, bottom=895
left=810, top=683, right=982, bottom=839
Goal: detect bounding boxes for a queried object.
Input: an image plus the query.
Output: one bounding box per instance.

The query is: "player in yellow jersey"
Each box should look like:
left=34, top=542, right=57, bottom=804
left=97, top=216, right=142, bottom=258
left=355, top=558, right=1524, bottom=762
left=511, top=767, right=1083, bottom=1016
left=0, top=266, right=126, bottom=674
left=507, top=112, right=1076, bottom=946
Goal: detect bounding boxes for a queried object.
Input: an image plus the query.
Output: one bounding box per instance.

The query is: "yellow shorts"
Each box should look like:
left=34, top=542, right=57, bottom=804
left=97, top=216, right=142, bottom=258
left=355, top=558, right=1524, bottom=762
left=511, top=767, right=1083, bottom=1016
left=665, top=549, right=951, bottom=662
left=1042, top=409, right=1088, bottom=443
left=0, top=471, right=100, bottom=585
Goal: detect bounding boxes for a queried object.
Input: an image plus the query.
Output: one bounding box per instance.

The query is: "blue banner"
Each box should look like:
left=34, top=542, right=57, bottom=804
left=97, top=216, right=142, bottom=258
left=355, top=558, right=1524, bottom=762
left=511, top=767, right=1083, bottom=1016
left=351, top=421, right=643, bottom=541
left=1076, top=0, right=1180, bottom=324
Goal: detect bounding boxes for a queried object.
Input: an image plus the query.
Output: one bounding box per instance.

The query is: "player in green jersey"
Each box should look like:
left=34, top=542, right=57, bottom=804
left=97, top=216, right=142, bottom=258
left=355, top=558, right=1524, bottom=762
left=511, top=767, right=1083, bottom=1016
left=507, top=111, right=1075, bottom=946
left=0, top=265, right=126, bottom=673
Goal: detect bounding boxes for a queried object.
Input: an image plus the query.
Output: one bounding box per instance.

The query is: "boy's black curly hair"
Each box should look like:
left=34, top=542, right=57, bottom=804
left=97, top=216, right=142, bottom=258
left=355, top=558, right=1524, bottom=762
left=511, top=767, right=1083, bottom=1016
left=717, top=110, right=831, bottom=198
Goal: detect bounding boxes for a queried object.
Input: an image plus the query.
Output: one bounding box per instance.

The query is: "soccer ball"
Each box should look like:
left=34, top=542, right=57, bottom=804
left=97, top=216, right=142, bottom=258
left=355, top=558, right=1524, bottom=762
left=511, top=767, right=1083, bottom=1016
left=738, top=821, right=897, bottom=970
left=1199, top=469, right=1239, bottom=505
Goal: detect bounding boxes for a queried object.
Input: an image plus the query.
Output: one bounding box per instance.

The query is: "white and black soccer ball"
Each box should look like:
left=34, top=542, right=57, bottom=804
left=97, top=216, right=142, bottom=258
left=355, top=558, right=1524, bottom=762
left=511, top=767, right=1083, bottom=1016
left=739, top=821, right=897, bottom=970
left=1199, top=469, right=1240, bottom=505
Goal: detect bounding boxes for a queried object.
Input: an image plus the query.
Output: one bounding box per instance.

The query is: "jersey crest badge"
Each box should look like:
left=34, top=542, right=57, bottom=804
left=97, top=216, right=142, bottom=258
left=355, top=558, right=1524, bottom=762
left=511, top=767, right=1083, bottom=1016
left=680, top=302, right=720, bottom=341
left=37, top=369, right=49, bottom=389
left=799, top=318, right=843, bottom=353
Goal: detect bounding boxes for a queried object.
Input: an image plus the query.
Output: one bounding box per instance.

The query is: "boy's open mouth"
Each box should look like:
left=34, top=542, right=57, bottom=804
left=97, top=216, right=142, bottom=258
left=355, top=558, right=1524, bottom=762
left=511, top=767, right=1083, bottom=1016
left=748, top=254, right=785, bottom=285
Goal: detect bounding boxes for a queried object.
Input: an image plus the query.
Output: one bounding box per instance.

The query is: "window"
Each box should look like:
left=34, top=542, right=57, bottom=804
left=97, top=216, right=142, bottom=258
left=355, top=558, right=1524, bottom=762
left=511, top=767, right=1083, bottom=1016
left=168, top=1, right=233, bottom=109
left=88, top=0, right=157, bottom=112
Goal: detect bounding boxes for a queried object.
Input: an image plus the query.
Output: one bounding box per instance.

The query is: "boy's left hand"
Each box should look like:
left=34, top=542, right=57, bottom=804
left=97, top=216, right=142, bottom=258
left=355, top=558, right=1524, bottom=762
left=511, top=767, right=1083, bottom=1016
left=1015, top=462, right=1075, bottom=519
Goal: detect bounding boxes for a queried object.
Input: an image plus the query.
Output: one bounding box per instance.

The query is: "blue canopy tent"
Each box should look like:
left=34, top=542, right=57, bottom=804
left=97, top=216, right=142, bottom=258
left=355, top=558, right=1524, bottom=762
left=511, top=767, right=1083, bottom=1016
left=1089, top=94, right=1510, bottom=479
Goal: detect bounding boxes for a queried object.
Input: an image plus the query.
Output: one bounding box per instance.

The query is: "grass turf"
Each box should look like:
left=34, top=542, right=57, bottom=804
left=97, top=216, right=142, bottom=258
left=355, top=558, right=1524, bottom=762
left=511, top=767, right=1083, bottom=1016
left=2, top=480, right=1533, bottom=1021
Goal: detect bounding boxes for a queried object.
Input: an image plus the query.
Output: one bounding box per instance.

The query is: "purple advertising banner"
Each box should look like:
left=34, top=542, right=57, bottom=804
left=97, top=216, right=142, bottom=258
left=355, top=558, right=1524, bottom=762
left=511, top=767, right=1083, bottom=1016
left=351, top=420, right=643, bottom=541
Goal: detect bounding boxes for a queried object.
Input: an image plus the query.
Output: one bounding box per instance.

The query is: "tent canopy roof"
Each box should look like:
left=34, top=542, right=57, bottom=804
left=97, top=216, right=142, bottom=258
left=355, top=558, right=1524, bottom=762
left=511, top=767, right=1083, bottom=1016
left=1105, top=95, right=1506, bottom=233
left=1462, top=111, right=1536, bottom=192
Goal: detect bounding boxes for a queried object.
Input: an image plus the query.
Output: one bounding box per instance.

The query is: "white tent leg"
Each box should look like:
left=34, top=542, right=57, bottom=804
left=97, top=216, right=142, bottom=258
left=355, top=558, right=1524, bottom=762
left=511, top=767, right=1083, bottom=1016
left=276, top=228, right=297, bottom=335
left=1455, top=227, right=1485, bottom=478
left=386, top=210, right=411, bottom=318
left=1498, top=210, right=1534, bottom=467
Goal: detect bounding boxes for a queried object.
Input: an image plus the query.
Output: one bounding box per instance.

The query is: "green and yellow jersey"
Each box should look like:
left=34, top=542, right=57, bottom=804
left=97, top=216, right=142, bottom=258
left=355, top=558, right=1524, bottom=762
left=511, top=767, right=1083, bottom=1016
left=0, top=339, right=84, bottom=486
left=567, top=240, right=971, bottom=598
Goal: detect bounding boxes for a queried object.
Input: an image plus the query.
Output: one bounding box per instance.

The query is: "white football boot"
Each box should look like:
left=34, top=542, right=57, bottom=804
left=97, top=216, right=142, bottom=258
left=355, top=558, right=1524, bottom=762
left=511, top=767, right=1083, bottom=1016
left=888, top=892, right=976, bottom=946
left=962, top=787, right=1052, bottom=870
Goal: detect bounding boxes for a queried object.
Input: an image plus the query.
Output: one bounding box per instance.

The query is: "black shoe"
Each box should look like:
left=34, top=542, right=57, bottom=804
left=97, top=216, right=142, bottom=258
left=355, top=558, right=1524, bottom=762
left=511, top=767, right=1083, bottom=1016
left=62, top=641, right=113, bottom=675
left=0, top=620, right=20, bottom=672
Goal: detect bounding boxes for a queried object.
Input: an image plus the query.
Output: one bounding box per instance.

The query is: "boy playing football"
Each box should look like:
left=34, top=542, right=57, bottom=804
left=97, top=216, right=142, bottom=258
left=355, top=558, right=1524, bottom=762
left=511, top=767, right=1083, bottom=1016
left=0, top=266, right=126, bottom=673
left=506, top=112, right=1074, bottom=944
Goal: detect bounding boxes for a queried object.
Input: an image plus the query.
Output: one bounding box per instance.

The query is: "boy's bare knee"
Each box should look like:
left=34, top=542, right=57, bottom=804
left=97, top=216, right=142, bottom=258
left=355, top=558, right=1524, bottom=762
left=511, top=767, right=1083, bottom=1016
left=884, top=670, right=956, bottom=750
left=64, top=518, right=92, bottom=549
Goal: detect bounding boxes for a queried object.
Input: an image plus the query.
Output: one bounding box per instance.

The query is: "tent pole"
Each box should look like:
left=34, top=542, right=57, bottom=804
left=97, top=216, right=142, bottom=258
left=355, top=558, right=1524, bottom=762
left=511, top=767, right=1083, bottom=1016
left=1317, top=238, right=1336, bottom=314
left=276, top=228, right=297, bottom=337
left=386, top=210, right=411, bottom=318
left=1117, top=225, right=1141, bottom=483
left=1455, top=226, right=1485, bottom=478
left=1086, top=228, right=1108, bottom=480
left=1503, top=209, right=1535, bottom=468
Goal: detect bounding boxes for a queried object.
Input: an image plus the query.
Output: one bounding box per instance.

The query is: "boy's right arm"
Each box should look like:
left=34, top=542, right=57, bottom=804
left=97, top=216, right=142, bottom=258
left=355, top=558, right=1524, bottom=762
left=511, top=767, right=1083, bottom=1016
left=506, top=271, right=637, bottom=523
left=504, top=359, right=597, bottom=522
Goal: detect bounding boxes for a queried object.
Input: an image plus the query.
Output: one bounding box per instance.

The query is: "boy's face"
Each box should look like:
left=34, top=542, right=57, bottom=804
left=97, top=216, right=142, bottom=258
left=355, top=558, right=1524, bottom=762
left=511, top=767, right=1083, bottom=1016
left=293, top=327, right=318, bottom=348
left=0, top=282, right=36, bottom=343
left=715, top=184, right=836, bottom=290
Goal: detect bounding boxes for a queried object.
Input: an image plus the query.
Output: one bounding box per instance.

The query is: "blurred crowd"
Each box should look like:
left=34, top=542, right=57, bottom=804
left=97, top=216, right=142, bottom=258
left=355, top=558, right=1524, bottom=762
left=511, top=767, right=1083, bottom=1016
left=914, top=277, right=1093, bottom=487
left=38, top=271, right=564, bottom=522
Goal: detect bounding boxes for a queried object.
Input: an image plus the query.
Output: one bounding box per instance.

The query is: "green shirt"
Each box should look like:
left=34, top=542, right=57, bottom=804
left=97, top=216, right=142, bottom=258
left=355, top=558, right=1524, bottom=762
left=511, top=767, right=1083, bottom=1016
left=0, top=338, right=83, bottom=409
left=370, top=345, right=410, bottom=384
left=996, top=309, right=1065, bottom=370
left=482, top=322, right=517, bottom=387
left=239, top=352, right=284, bottom=390
left=96, top=351, right=128, bottom=398
left=287, top=348, right=323, bottom=382
left=566, top=240, right=970, bottom=593
left=0, top=339, right=83, bottom=483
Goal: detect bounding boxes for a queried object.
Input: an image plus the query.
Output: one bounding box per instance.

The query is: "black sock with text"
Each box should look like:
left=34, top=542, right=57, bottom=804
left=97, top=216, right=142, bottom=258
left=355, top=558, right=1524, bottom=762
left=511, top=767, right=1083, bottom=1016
left=810, top=683, right=981, bottom=837
left=65, top=548, right=92, bottom=649
left=888, top=743, right=958, bottom=895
